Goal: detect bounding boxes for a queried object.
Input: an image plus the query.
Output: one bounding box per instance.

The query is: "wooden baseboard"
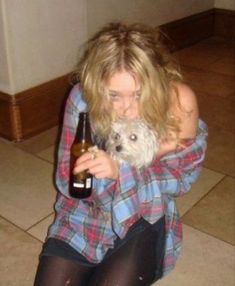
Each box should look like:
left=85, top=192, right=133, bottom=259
left=214, top=8, right=235, bottom=39
left=0, top=75, right=71, bottom=141
left=160, top=9, right=214, bottom=51
left=0, top=92, right=13, bottom=141
left=0, top=8, right=234, bottom=141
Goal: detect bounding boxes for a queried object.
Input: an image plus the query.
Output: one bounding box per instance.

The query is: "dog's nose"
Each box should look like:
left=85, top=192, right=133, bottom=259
left=115, top=145, right=122, bottom=152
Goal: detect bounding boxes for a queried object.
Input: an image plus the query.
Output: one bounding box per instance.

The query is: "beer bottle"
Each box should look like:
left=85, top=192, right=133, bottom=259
left=69, top=112, right=93, bottom=198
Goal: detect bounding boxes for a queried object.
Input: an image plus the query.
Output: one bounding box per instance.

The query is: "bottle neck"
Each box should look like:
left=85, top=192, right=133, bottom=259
left=75, top=112, right=93, bottom=144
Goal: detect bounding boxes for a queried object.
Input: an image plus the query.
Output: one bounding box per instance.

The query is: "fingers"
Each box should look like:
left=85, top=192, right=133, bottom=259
left=88, top=145, right=99, bottom=159
left=73, top=150, right=119, bottom=180
left=73, top=151, right=99, bottom=174
left=73, top=150, right=107, bottom=173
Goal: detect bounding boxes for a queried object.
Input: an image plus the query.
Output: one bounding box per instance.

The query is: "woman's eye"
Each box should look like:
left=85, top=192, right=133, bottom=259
left=129, top=134, right=137, bottom=141
left=109, top=93, right=119, bottom=101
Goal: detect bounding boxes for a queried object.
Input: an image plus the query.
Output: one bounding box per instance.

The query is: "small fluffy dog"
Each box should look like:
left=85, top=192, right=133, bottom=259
left=106, top=119, right=159, bottom=168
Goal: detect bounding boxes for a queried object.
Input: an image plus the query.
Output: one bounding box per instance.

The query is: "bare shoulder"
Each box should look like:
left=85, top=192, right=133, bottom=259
left=170, top=81, right=199, bottom=138
left=170, top=82, right=198, bottom=113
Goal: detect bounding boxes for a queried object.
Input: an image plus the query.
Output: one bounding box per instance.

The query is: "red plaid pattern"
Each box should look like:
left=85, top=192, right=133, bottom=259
left=48, top=85, right=208, bottom=276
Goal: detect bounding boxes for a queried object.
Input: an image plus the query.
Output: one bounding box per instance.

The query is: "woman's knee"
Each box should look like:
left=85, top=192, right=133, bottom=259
left=34, top=255, right=93, bottom=286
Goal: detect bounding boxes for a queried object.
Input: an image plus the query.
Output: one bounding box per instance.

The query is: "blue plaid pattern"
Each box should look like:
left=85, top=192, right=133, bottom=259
left=48, top=85, right=208, bottom=276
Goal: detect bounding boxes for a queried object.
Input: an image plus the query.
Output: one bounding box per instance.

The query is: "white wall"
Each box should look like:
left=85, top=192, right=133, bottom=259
left=0, top=0, right=222, bottom=95
left=0, top=0, right=87, bottom=95
left=87, top=0, right=214, bottom=36
left=214, top=0, right=235, bottom=10
left=0, top=0, right=12, bottom=94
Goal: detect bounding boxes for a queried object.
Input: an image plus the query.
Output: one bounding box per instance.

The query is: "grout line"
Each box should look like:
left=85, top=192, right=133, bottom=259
left=181, top=173, right=235, bottom=247
left=0, top=214, right=45, bottom=243
left=182, top=222, right=235, bottom=247
left=181, top=175, right=227, bottom=218
left=34, top=154, right=56, bottom=165
left=26, top=212, right=55, bottom=232
left=202, top=165, right=235, bottom=179
left=11, top=142, right=57, bottom=165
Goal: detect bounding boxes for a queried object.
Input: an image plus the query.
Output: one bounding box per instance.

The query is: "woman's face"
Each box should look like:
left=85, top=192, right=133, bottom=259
left=106, top=71, right=141, bottom=119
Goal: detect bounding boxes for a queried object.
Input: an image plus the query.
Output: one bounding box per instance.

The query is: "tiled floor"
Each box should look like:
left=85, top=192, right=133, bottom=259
left=0, top=37, right=234, bottom=285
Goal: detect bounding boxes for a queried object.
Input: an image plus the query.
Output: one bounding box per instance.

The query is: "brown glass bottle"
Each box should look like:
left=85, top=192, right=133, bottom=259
left=69, top=112, right=93, bottom=198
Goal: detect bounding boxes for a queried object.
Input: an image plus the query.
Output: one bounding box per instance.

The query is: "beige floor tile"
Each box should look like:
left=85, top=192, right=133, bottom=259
left=156, top=224, right=235, bottom=286
left=13, top=126, right=59, bottom=155
left=182, top=176, right=235, bottom=245
left=37, top=145, right=56, bottom=164
left=203, top=126, right=235, bottom=177
left=190, top=37, right=235, bottom=60
left=0, top=140, right=57, bottom=230
left=207, top=57, right=235, bottom=76
left=0, top=217, right=42, bottom=286
left=174, top=45, right=220, bottom=70
left=174, top=37, right=234, bottom=68
left=198, top=36, right=234, bottom=45
left=1, top=36, right=234, bottom=286
left=197, top=91, right=235, bottom=133
left=28, top=213, right=55, bottom=242
left=181, top=66, right=235, bottom=98
left=176, top=168, right=225, bottom=216
left=173, top=36, right=235, bottom=70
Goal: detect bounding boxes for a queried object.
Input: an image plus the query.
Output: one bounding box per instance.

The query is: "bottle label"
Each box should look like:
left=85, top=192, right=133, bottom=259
left=73, top=182, right=85, bottom=188
left=73, top=178, right=91, bottom=189
left=86, top=178, right=91, bottom=188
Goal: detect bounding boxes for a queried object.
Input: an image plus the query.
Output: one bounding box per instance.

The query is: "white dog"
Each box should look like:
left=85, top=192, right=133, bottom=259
left=106, top=119, right=159, bottom=168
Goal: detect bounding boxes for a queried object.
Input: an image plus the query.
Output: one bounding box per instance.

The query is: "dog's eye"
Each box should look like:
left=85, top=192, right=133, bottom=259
left=113, top=133, right=120, bottom=140
left=129, top=134, right=137, bottom=141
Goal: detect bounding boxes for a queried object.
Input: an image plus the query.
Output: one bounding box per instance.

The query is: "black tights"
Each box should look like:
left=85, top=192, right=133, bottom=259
left=34, top=221, right=165, bottom=286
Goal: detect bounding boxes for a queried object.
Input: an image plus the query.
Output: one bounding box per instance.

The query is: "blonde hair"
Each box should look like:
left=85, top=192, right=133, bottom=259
left=75, top=22, right=183, bottom=140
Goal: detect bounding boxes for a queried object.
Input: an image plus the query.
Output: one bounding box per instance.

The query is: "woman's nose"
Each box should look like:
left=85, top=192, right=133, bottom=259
left=122, top=98, right=134, bottom=114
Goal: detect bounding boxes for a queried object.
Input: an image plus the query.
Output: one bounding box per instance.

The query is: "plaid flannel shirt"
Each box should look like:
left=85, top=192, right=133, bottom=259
left=48, top=84, right=208, bottom=277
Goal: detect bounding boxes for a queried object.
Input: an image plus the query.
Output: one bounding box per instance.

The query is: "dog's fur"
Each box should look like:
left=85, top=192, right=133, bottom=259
left=106, top=119, right=159, bottom=168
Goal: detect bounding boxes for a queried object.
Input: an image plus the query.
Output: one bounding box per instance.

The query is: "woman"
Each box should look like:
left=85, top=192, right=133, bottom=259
left=34, top=22, right=207, bottom=285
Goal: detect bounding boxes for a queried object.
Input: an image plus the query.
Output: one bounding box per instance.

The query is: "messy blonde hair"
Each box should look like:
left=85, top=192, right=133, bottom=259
left=75, top=22, right=183, bottom=140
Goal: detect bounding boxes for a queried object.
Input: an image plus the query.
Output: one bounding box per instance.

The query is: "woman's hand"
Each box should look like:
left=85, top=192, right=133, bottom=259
left=73, top=150, right=119, bottom=180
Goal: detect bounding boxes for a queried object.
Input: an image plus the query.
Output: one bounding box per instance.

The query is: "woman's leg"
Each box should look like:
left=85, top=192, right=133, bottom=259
left=34, top=255, right=94, bottom=286
left=88, top=218, right=165, bottom=286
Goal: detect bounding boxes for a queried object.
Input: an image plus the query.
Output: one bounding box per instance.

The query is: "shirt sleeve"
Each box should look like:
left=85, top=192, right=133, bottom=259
left=139, top=119, right=208, bottom=198
left=111, top=120, right=208, bottom=203
left=108, top=120, right=207, bottom=237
